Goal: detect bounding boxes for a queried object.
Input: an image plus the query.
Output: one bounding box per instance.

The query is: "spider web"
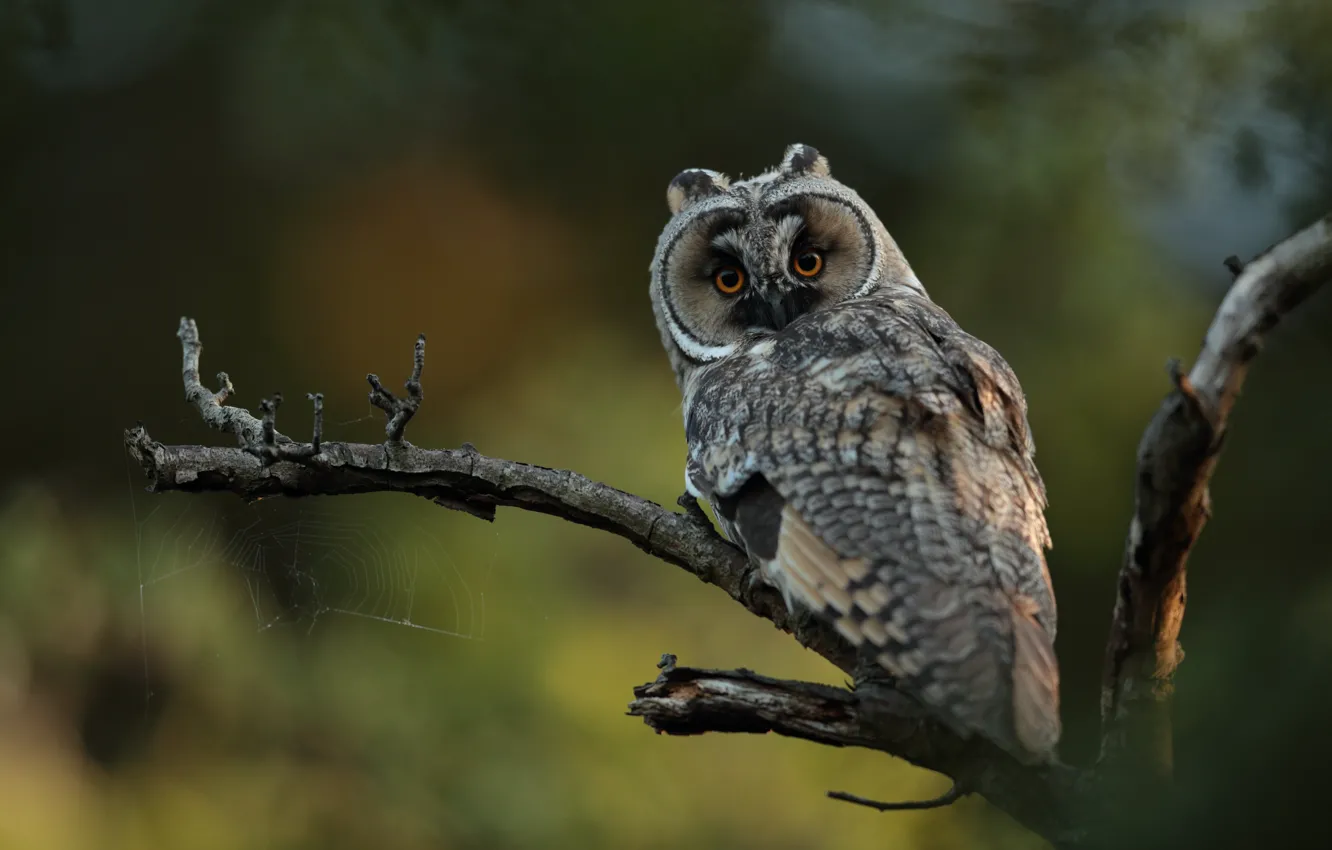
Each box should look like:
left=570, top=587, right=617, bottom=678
left=127, top=466, right=491, bottom=702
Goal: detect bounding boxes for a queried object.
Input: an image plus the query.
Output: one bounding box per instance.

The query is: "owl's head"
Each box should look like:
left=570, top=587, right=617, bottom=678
left=649, top=143, right=923, bottom=380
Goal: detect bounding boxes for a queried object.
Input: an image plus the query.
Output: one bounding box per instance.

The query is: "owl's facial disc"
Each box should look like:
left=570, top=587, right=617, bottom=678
left=656, top=142, right=886, bottom=363
left=659, top=192, right=876, bottom=362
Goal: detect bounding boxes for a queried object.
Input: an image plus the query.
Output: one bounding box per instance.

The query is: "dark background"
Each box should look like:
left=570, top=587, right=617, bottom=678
left=1, top=1, right=1329, bottom=847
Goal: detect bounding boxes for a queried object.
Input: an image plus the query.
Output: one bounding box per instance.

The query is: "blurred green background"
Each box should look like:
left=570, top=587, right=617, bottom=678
left=1, top=1, right=1330, bottom=847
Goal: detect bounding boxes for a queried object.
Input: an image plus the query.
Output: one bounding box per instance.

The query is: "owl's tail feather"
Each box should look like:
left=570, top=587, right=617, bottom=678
left=1009, top=595, right=1061, bottom=762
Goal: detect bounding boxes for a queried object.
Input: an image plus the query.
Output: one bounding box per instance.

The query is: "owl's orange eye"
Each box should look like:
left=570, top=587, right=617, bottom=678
left=714, top=266, right=745, bottom=295
left=792, top=250, right=824, bottom=278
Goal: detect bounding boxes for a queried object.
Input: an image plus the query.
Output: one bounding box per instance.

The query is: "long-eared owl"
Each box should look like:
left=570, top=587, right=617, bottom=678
left=648, top=144, right=1060, bottom=762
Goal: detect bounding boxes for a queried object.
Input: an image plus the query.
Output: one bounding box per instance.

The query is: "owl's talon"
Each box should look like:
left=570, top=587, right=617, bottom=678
left=676, top=492, right=711, bottom=525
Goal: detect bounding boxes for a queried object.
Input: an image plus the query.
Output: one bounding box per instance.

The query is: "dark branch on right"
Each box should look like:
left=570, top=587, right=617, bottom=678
left=1101, top=214, right=1332, bottom=772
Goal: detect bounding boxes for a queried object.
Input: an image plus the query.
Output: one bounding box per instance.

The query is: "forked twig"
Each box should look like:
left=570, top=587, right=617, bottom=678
left=367, top=333, right=426, bottom=442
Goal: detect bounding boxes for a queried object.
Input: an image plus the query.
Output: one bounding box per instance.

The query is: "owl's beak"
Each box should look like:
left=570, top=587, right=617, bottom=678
left=758, top=286, right=807, bottom=332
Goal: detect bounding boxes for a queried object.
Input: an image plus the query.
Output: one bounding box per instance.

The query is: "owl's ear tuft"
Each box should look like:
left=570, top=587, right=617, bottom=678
left=780, top=143, right=830, bottom=178
left=667, top=168, right=729, bottom=215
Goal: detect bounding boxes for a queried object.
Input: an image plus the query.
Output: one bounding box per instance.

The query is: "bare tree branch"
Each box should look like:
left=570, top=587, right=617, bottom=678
left=128, top=316, right=1087, bottom=840
left=126, top=418, right=1091, bottom=838
left=130, top=319, right=856, bottom=671
left=1101, top=213, right=1332, bottom=773
left=628, top=664, right=1092, bottom=846
left=125, top=212, right=1332, bottom=848
left=629, top=662, right=885, bottom=750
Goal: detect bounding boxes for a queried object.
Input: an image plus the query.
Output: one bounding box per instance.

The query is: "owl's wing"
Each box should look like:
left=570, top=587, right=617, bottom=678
left=685, top=292, right=1059, bottom=762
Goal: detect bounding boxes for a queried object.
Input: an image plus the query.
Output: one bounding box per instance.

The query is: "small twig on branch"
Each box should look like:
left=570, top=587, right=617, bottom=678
left=249, top=393, right=322, bottom=465
left=255, top=394, right=283, bottom=462
left=177, top=317, right=322, bottom=463
left=179, top=317, right=277, bottom=450
left=367, top=333, right=426, bottom=442
left=308, top=392, right=324, bottom=454
left=827, top=783, right=964, bottom=812
left=1101, top=213, right=1332, bottom=773
left=214, top=371, right=234, bottom=405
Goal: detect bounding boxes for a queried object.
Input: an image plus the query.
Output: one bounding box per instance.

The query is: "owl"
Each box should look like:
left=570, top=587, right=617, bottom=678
left=649, top=144, right=1060, bottom=763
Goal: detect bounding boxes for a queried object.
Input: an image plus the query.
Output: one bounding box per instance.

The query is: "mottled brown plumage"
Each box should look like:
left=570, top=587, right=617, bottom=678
left=650, top=144, right=1060, bottom=762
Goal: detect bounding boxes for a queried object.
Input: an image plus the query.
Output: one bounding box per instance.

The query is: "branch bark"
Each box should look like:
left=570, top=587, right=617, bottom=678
left=1100, top=214, right=1332, bottom=774
left=126, top=212, right=1332, bottom=847
left=629, top=663, right=1094, bottom=845
left=123, top=417, right=850, bottom=674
